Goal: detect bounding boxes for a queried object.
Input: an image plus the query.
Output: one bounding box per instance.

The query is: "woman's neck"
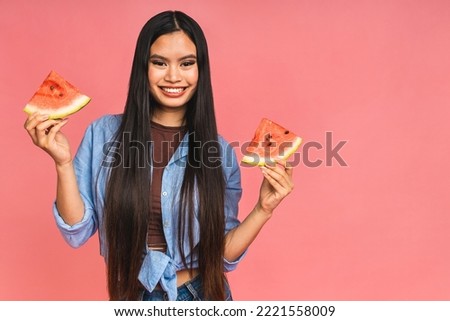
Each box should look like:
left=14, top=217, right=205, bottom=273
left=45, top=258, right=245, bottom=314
left=152, top=106, right=186, bottom=127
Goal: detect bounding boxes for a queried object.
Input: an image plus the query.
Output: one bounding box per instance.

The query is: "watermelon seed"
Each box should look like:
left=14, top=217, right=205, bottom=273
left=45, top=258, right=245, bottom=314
left=59, top=93, right=64, bottom=97
left=284, top=130, right=289, bottom=134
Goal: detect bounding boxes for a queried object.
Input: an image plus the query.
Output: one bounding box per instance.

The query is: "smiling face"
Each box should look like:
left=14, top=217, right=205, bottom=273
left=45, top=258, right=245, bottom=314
left=148, top=31, right=198, bottom=124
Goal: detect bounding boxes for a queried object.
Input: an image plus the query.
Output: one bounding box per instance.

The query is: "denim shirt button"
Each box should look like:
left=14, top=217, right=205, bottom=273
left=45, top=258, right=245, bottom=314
left=162, top=191, right=168, bottom=197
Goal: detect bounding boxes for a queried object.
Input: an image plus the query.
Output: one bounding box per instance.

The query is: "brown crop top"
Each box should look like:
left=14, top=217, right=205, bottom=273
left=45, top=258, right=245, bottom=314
left=148, top=121, right=187, bottom=250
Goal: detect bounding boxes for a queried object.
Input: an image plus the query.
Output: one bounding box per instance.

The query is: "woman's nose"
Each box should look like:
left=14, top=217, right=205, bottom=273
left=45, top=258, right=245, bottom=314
left=165, top=65, right=181, bottom=82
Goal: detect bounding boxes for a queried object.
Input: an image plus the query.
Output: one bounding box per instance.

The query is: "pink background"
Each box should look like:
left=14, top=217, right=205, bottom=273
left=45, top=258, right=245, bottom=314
left=1, top=0, right=450, bottom=300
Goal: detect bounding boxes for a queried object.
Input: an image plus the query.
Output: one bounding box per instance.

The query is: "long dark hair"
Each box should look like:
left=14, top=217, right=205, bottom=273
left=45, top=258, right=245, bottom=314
left=104, top=10, right=226, bottom=300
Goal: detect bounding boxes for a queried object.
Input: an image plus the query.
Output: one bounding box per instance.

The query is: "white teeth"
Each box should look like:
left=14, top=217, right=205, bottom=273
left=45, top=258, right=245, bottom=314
left=162, top=87, right=184, bottom=93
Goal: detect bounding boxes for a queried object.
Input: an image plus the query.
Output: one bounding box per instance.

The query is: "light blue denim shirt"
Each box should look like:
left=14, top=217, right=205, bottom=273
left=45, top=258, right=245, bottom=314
left=52, top=114, right=245, bottom=300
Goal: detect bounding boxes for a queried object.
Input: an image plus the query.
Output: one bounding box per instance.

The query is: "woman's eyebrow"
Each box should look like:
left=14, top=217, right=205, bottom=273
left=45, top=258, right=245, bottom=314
left=149, top=54, right=197, bottom=61
left=179, top=54, right=197, bottom=60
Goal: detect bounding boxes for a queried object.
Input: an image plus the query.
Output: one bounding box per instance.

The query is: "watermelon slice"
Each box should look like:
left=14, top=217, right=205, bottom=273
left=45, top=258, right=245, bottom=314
left=241, top=118, right=302, bottom=166
left=23, top=70, right=91, bottom=119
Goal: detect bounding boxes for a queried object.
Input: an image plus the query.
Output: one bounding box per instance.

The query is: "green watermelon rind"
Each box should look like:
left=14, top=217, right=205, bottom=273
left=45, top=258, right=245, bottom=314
left=241, top=136, right=302, bottom=166
left=23, top=94, right=91, bottom=119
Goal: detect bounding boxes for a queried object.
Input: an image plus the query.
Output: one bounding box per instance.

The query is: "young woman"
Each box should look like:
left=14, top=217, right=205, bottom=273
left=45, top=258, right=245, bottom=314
left=24, top=10, right=294, bottom=301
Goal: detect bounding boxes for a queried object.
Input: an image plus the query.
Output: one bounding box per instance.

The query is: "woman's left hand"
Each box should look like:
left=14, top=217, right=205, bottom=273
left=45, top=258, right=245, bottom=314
left=257, top=160, right=294, bottom=216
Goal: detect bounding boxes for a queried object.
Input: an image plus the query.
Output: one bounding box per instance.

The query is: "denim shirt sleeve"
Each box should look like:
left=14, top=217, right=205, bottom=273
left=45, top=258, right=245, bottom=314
left=221, top=137, right=247, bottom=271
left=52, top=121, right=99, bottom=248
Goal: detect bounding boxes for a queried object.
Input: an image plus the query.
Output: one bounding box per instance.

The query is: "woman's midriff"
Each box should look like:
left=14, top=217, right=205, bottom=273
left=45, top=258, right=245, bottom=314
left=176, top=268, right=199, bottom=286
left=153, top=268, right=199, bottom=290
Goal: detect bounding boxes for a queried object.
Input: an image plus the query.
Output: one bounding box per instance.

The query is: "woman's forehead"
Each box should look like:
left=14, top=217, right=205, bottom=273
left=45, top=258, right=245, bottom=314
left=150, top=31, right=196, bottom=57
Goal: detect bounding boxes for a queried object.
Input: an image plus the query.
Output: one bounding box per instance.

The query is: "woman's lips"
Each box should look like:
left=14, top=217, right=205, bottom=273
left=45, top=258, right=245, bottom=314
left=160, top=87, right=186, bottom=97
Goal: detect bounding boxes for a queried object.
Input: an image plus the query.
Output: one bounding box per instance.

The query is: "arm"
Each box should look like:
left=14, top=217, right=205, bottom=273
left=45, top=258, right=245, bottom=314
left=24, top=112, right=85, bottom=226
left=224, top=161, right=294, bottom=262
left=224, top=204, right=271, bottom=262
left=55, top=161, right=85, bottom=226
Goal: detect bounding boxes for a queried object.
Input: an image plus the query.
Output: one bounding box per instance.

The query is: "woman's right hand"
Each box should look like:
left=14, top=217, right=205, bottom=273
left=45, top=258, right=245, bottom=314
left=24, top=112, right=72, bottom=166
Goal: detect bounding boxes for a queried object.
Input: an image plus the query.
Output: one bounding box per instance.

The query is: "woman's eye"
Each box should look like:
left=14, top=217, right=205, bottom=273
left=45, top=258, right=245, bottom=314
left=151, top=60, right=165, bottom=66
left=181, top=60, right=196, bottom=67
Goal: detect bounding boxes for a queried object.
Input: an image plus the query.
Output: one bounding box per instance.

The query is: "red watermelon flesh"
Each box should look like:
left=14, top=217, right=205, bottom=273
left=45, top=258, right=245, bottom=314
left=242, top=118, right=302, bottom=166
left=24, top=70, right=91, bottom=119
